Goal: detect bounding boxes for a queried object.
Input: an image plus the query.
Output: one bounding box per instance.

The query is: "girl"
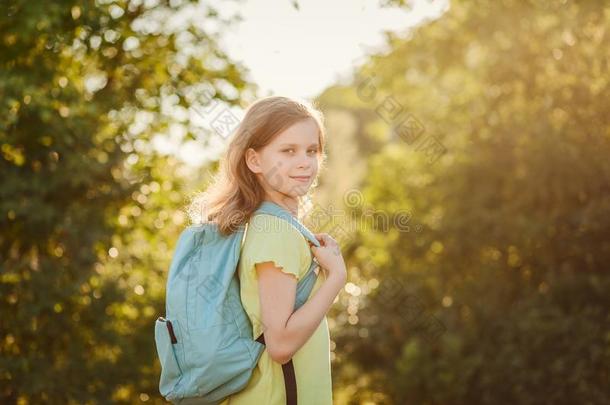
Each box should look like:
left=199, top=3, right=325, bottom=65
left=187, top=96, right=347, bottom=404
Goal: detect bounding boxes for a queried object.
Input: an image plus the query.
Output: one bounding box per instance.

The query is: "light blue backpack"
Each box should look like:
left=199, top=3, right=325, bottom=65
left=154, top=200, right=321, bottom=404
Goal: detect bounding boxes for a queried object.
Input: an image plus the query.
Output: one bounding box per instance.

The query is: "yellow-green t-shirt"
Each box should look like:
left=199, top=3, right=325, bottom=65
left=219, top=213, right=333, bottom=405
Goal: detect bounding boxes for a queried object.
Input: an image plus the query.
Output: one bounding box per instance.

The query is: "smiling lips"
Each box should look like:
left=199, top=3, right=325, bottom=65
left=290, top=175, right=311, bottom=183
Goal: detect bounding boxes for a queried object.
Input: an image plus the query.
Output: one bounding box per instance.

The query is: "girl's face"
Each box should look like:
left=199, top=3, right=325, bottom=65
left=246, top=118, right=321, bottom=204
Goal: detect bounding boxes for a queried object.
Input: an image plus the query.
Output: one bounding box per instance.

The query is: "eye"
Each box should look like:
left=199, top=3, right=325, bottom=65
left=283, top=148, right=295, bottom=153
left=307, top=149, right=318, bottom=155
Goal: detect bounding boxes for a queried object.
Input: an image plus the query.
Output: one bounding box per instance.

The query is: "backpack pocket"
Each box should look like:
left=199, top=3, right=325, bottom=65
left=155, top=317, right=184, bottom=399
left=183, top=327, right=257, bottom=398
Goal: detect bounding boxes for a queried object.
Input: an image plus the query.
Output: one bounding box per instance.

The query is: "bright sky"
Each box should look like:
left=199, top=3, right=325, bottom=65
left=153, top=0, right=449, bottom=167
left=220, top=0, right=449, bottom=99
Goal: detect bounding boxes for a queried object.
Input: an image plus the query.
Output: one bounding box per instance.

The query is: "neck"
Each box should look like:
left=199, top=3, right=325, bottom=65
left=263, top=195, right=299, bottom=218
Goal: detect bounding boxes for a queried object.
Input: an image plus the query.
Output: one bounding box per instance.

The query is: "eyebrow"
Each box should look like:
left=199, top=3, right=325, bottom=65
left=279, top=143, right=319, bottom=148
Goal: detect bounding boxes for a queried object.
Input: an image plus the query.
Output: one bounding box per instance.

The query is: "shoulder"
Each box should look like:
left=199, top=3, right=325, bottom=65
left=242, top=214, right=309, bottom=259
left=241, top=214, right=310, bottom=279
left=247, top=214, right=304, bottom=242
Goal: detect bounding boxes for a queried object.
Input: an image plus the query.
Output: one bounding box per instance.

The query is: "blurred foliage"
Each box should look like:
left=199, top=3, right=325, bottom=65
left=0, top=0, right=250, bottom=403
left=315, top=0, right=610, bottom=404
left=2, top=0, right=610, bottom=404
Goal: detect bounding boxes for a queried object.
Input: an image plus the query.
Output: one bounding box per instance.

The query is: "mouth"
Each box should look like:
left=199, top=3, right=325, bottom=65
left=290, top=175, right=311, bottom=183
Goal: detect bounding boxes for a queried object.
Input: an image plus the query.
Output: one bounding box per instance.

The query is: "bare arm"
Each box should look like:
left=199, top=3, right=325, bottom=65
left=256, top=262, right=345, bottom=365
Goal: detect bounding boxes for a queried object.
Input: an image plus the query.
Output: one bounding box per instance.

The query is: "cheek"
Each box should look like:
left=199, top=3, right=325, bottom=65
left=260, top=154, right=290, bottom=183
left=310, top=156, right=320, bottom=170
left=271, top=154, right=292, bottom=172
left=259, top=151, right=283, bottom=172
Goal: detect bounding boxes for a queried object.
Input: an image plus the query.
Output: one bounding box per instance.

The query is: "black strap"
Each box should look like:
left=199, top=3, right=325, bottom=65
left=256, top=333, right=297, bottom=405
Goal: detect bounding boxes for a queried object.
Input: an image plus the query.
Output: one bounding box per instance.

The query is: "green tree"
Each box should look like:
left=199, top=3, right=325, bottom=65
left=316, top=0, right=610, bottom=403
left=0, top=0, right=251, bottom=403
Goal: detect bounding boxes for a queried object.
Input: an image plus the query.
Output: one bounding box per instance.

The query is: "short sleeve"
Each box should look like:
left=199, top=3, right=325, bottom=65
left=244, top=214, right=305, bottom=281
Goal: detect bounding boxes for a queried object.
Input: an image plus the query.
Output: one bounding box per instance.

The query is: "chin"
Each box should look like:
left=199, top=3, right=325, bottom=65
left=278, top=189, right=306, bottom=201
left=292, top=186, right=311, bottom=196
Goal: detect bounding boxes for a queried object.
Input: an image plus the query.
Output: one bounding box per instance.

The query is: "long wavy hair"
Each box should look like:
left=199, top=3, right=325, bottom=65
left=185, top=96, right=327, bottom=236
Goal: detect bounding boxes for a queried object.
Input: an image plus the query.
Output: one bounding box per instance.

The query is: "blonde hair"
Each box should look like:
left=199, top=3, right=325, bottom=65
left=186, top=96, right=327, bottom=236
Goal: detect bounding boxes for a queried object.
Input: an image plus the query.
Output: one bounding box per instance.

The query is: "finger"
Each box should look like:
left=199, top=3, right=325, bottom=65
left=319, top=234, right=336, bottom=245
left=316, top=233, right=331, bottom=243
left=313, top=234, right=328, bottom=245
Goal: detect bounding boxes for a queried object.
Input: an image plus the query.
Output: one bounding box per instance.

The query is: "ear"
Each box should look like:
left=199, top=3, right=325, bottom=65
left=245, top=147, right=262, bottom=174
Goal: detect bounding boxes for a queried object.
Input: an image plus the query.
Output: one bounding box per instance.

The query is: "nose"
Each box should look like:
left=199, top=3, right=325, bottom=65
left=296, top=151, right=313, bottom=169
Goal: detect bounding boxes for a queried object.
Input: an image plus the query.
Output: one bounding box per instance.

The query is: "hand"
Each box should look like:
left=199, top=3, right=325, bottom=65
left=310, top=233, right=347, bottom=283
